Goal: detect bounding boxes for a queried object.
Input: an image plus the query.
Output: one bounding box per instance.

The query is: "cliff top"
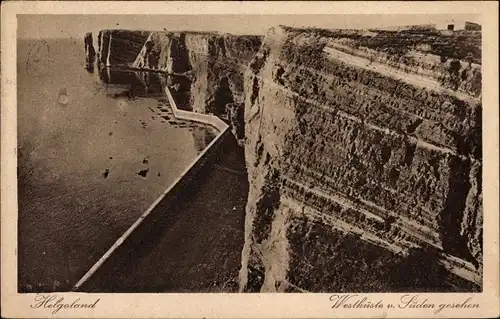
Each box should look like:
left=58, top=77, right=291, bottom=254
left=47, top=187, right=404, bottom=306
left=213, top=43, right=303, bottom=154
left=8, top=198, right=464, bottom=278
left=98, top=29, right=263, bottom=38
left=277, top=25, right=481, bottom=64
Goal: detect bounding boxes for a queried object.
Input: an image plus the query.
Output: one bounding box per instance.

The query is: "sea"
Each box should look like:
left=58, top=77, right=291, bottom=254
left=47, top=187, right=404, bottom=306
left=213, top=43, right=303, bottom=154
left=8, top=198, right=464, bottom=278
left=17, top=38, right=217, bottom=292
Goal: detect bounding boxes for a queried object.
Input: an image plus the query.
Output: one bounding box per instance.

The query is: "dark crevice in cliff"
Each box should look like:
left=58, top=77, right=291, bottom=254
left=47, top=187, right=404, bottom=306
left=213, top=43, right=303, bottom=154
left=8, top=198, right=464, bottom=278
left=208, top=37, right=227, bottom=58
left=438, top=157, right=478, bottom=267
left=170, top=33, right=192, bottom=74
left=245, top=265, right=265, bottom=292
left=406, top=118, right=423, bottom=134
left=226, top=103, right=245, bottom=140
left=402, top=141, right=417, bottom=166
left=249, top=47, right=269, bottom=75
left=250, top=77, right=260, bottom=106
left=275, top=66, right=286, bottom=86
left=467, top=106, right=482, bottom=160
left=252, top=169, right=282, bottom=244
left=97, top=31, right=102, bottom=58
left=255, top=142, right=264, bottom=167
left=210, top=77, right=234, bottom=115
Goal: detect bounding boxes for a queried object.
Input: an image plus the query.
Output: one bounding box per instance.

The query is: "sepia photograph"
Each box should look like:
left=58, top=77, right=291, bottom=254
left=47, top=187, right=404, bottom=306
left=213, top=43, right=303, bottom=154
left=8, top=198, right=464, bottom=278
left=2, top=1, right=499, bottom=318
left=16, top=12, right=484, bottom=294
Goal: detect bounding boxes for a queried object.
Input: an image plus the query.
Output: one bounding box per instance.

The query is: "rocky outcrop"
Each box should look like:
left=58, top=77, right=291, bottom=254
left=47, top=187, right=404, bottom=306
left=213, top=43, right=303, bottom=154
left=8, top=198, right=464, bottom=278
left=240, top=26, right=482, bottom=292
left=226, top=102, right=245, bottom=141
left=184, top=34, right=262, bottom=115
left=97, top=30, right=151, bottom=67
left=96, top=30, right=262, bottom=119
left=84, top=32, right=96, bottom=72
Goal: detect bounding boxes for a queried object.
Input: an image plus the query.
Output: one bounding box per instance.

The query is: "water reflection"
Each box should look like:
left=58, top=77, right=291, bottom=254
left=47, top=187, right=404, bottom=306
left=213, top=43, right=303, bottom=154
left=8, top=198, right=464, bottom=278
left=98, top=68, right=166, bottom=99
left=95, top=66, right=217, bottom=153
left=95, top=66, right=195, bottom=110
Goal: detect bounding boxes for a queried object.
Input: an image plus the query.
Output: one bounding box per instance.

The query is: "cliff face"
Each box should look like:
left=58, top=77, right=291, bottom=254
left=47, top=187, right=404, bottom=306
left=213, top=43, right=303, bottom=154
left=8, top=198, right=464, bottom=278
left=240, top=26, right=482, bottom=292
left=185, top=33, right=262, bottom=117
left=91, top=26, right=482, bottom=292
left=97, top=30, right=262, bottom=121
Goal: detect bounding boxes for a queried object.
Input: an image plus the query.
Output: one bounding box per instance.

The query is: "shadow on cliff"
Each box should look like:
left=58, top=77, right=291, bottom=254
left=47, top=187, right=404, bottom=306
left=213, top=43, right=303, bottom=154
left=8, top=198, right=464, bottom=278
left=170, top=33, right=192, bottom=74
left=208, top=76, right=235, bottom=116
left=437, top=157, right=480, bottom=269
left=387, top=246, right=480, bottom=292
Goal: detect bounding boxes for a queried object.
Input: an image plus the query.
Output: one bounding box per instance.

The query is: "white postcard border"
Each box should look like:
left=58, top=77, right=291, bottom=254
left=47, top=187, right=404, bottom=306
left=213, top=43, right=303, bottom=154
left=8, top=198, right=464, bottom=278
left=1, top=1, right=498, bottom=318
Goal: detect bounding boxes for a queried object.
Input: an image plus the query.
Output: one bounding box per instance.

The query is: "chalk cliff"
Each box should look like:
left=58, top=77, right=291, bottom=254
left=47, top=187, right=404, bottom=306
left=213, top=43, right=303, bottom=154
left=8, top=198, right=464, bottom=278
left=240, top=26, right=482, bottom=292
left=90, top=26, right=482, bottom=292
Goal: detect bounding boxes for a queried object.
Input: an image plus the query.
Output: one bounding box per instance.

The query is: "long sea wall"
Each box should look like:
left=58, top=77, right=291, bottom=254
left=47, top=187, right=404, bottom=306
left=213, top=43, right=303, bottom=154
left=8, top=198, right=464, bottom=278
left=73, top=87, right=230, bottom=291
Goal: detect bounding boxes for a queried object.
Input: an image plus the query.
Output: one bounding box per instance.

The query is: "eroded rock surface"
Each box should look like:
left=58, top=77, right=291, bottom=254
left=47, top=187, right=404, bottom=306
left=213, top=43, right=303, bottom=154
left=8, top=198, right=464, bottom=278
left=92, top=25, right=482, bottom=293
left=240, top=26, right=482, bottom=292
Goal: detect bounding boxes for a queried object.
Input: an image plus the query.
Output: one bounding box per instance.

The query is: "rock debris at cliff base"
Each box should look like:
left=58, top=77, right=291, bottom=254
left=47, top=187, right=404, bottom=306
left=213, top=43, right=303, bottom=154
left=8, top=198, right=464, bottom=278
left=90, top=25, right=482, bottom=293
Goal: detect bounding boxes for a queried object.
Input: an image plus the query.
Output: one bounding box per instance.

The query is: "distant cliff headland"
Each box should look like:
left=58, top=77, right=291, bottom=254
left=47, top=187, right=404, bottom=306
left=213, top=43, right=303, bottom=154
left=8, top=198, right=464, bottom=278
left=85, top=24, right=482, bottom=292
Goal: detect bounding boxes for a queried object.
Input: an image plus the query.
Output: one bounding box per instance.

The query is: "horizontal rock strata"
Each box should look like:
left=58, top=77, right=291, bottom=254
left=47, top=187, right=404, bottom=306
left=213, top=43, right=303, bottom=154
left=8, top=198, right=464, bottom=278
left=240, top=25, right=482, bottom=292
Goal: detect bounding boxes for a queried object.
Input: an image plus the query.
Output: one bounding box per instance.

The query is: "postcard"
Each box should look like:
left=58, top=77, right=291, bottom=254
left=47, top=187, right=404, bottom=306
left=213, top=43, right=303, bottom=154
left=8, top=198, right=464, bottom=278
left=1, top=1, right=499, bottom=318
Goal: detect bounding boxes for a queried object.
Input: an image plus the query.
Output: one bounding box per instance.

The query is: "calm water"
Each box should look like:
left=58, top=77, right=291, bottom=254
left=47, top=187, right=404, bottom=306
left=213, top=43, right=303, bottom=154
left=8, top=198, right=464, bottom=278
left=17, top=38, right=217, bottom=292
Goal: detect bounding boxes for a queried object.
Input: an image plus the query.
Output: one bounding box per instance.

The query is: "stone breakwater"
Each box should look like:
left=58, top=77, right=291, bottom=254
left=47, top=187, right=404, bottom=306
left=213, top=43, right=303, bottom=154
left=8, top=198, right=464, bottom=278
left=89, top=26, right=482, bottom=292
